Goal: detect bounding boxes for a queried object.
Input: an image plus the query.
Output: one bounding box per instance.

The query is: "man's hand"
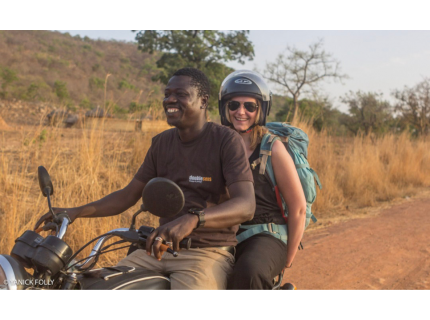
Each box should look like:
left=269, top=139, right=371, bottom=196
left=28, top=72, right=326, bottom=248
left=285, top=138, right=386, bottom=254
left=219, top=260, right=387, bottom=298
left=146, top=214, right=198, bottom=260
left=34, top=207, right=80, bottom=231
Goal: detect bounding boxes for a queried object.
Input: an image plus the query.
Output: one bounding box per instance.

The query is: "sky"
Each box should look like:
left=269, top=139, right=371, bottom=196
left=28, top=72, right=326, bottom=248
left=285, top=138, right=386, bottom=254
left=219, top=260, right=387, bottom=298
left=59, top=30, right=430, bottom=113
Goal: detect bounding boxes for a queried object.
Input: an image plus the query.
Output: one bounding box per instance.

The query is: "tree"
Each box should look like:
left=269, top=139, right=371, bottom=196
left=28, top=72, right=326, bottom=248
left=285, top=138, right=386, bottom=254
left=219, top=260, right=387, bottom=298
left=54, top=80, right=69, bottom=101
left=134, top=30, right=254, bottom=110
left=340, top=91, right=393, bottom=135
left=393, top=78, right=430, bottom=136
left=273, top=94, right=345, bottom=133
left=0, top=67, right=18, bottom=99
left=264, top=39, right=347, bottom=121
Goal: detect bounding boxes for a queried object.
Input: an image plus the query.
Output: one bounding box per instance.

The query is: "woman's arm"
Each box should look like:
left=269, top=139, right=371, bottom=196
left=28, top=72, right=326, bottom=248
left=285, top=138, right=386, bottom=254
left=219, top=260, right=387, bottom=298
left=271, top=139, right=307, bottom=268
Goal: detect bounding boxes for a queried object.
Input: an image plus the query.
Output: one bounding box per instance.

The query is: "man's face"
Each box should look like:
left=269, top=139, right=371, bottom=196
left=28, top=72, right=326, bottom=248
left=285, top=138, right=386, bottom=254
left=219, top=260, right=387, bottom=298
left=163, top=76, right=206, bottom=129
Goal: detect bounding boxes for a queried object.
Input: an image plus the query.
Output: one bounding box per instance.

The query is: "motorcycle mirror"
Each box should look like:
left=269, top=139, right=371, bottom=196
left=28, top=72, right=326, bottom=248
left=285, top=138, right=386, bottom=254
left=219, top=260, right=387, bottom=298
left=141, top=178, right=184, bottom=218
left=38, top=166, right=54, bottom=197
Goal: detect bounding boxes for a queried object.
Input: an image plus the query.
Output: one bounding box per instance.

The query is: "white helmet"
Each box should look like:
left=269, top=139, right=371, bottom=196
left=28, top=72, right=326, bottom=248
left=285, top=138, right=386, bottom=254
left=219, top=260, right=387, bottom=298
left=218, top=70, right=272, bottom=126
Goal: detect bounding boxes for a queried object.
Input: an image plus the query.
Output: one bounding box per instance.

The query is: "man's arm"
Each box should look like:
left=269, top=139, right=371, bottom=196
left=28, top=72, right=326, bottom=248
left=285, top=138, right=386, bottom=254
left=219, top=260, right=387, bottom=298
left=147, top=180, right=255, bottom=259
left=34, top=178, right=146, bottom=229
left=199, top=180, right=255, bottom=228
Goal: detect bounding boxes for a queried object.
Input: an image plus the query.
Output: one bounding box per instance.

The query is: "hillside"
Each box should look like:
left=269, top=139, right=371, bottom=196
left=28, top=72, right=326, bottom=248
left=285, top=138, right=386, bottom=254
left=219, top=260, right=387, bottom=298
left=0, top=30, right=163, bottom=112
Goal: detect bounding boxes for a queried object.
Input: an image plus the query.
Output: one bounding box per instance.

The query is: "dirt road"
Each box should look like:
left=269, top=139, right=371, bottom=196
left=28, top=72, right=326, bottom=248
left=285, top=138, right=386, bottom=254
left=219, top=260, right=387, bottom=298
left=285, top=196, right=430, bottom=289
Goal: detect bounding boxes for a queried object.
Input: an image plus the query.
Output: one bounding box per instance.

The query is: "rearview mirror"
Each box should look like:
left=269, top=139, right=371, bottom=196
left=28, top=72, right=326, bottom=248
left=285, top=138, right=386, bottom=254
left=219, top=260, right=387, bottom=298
left=142, top=178, right=184, bottom=218
left=38, top=166, right=54, bottom=197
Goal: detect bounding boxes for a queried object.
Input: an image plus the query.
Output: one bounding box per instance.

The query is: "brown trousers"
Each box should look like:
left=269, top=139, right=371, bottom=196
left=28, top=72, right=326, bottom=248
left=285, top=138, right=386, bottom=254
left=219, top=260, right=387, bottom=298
left=117, top=248, right=235, bottom=290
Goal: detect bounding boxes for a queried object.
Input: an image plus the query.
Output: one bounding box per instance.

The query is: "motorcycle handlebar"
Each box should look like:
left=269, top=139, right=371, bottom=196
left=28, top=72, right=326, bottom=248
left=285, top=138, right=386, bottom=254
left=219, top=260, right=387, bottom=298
left=72, top=228, right=192, bottom=271
left=57, top=217, right=69, bottom=240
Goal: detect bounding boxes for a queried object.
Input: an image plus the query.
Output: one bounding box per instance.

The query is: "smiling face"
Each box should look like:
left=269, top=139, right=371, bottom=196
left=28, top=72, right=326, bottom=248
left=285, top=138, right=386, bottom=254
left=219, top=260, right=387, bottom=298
left=163, top=75, right=207, bottom=129
left=227, top=96, right=259, bottom=132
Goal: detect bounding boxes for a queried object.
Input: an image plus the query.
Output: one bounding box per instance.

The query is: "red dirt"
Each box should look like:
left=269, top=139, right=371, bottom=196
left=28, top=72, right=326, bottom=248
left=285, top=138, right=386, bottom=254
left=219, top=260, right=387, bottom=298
left=284, top=195, right=430, bottom=289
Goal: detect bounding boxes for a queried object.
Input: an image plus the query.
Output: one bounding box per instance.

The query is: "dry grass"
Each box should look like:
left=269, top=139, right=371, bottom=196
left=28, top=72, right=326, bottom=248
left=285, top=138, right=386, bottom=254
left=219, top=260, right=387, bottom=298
left=296, top=119, right=430, bottom=216
left=1, top=116, right=430, bottom=267
left=0, top=119, right=169, bottom=266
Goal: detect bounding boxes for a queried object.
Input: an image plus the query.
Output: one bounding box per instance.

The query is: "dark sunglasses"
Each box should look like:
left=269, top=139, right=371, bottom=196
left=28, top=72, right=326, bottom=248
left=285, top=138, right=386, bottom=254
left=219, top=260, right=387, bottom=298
left=227, top=101, right=259, bottom=113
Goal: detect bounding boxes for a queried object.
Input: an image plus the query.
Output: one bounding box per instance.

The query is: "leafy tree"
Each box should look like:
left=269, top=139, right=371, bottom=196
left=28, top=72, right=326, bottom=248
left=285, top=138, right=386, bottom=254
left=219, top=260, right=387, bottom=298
left=393, top=78, right=430, bottom=136
left=134, top=30, right=254, bottom=110
left=24, top=83, right=40, bottom=100
left=264, top=39, right=348, bottom=121
left=340, top=91, right=393, bottom=135
left=1, top=67, right=18, bottom=89
left=89, top=77, right=105, bottom=90
left=273, top=94, right=344, bottom=133
left=129, top=101, right=146, bottom=113
left=79, top=97, right=94, bottom=109
left=54, top=80, right=69, bottom=101
left=0, top=67, right=18, bottom=98
left=118, top=79, right=135, bottom=90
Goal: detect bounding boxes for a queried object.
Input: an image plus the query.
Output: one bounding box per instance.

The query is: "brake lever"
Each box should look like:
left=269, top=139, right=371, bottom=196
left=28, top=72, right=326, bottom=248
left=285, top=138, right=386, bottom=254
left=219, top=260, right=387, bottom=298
left=42, top=222, right=58, bottom=232
left=137, top=235, right=179, bottom=257
left=111, top=230, right=179, bottom=257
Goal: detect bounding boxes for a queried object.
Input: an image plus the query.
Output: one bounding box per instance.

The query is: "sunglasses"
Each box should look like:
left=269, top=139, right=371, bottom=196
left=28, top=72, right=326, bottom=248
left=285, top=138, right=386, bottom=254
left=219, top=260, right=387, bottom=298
left=227, top=101, right=259, bottom=113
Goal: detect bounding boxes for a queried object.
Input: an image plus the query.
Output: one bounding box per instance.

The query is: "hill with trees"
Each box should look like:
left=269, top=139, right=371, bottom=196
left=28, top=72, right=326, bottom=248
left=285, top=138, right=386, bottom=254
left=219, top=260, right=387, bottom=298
left=0, top=31, right=428, bottom=136
left=0, top=30, right=163, bottom=113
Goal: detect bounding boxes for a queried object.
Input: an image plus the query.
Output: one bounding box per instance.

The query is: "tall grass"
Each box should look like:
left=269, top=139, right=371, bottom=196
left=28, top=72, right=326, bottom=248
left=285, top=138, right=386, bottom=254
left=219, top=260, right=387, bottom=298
left=0, top=119, right=169, bottom=266
left=1, top=117, right=429, bottom=266
left=296, top=119, right=430, bottom=216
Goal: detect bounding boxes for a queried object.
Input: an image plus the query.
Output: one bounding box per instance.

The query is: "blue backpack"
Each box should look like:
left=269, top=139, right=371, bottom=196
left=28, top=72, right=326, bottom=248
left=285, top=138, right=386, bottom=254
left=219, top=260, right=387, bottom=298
left=236, top=122, right=322, bottom=244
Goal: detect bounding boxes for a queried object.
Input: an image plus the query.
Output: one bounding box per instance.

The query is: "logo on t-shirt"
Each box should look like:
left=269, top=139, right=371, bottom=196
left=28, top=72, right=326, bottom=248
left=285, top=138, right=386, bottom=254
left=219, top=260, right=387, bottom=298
left=189, top=175, right=212, bottom=183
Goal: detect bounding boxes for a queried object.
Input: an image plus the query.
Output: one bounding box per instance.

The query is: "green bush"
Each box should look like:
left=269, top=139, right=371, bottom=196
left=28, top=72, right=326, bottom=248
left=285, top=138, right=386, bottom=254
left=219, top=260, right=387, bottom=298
left=118, top=79, right=134, bottom=90
left=92, top=63, right=101, bottom=72
left=1, top=67, right=18, bottom=90
left=79, top=97, right=94, bottom=109
left=89, top=77, right=105, bottom=90
left=113, top=105, right=128, bottom=115
left=22, top=83, right=40, bottom=100
left=129, top=101, right=146, bottom=113
left=54, top=80, right=69, bottom=101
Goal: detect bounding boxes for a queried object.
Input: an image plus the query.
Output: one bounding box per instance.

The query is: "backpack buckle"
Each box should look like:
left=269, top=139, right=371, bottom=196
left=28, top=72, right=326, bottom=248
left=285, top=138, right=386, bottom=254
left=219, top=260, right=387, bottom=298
left=268, top=223, right=279, bottom=234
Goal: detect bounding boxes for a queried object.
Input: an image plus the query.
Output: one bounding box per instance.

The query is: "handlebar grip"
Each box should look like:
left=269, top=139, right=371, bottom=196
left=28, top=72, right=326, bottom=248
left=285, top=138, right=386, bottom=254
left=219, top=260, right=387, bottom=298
left=179, top=238, right=191, bottom=250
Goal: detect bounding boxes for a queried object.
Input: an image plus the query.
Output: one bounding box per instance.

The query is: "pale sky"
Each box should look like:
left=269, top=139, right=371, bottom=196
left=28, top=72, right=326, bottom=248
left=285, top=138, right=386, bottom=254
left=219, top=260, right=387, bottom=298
left=60, top=30, right=430, bottom=113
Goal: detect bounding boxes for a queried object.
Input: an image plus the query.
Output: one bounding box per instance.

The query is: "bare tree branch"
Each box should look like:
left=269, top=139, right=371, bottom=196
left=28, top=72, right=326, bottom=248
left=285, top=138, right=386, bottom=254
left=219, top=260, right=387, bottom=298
left=263, top=39, right=348, bottom=121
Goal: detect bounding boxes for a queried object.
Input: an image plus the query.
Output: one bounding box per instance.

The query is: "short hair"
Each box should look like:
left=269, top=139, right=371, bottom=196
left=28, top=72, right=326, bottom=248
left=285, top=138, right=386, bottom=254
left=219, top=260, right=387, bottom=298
left=172, top=68, right=210, bottom=98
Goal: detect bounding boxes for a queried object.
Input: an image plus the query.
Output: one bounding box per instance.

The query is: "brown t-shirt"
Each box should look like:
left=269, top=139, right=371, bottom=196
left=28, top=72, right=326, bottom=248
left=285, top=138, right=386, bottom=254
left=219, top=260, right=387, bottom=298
left=134, top=122, right=253, bottom=247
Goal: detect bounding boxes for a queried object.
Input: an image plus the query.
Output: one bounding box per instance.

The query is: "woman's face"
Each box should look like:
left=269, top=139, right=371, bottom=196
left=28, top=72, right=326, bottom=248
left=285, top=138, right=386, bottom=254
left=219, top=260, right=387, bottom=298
left=227, top=96, right=258, bottom=132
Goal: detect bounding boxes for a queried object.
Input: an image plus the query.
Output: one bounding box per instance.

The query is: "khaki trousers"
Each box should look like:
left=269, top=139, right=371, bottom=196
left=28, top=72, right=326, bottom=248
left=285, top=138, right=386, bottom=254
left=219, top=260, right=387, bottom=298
left=116, top=248, right=235, bottom=290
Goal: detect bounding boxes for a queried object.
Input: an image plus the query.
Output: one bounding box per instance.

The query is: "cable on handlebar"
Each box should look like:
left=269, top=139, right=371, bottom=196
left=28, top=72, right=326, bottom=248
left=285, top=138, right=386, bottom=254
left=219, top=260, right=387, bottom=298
left=66, top=233, right=111, bottom=267
left=65, top=240, right=130, bottom=272
left=79, top=239, right=130, bottom=272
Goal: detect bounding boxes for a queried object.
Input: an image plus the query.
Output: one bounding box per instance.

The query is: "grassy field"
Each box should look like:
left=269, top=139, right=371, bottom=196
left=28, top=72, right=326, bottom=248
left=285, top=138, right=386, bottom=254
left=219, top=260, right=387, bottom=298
left=1, top=117, right=430, bottom=267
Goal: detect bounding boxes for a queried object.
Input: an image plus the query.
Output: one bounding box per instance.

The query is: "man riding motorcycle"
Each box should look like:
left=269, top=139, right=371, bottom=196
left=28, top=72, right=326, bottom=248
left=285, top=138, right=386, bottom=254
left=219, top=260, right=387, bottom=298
left=35, top=67, right=255, bottom=290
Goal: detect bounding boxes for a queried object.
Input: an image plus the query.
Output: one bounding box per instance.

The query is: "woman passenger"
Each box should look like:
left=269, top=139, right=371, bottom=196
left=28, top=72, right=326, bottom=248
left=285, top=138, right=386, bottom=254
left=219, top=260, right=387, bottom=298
left=218, top=70, right=307, bottom=289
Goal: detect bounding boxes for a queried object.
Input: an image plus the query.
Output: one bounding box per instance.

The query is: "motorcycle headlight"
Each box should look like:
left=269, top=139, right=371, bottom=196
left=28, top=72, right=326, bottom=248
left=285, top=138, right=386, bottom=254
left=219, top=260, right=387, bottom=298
left=0, top=254, right=32, bottom=290
left=0, top=264, right=7, bottom=290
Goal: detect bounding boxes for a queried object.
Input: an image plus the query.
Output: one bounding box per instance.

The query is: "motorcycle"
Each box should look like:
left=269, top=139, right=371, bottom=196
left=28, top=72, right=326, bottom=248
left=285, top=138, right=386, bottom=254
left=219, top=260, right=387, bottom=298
left=0, top=166, right=295, bottom=290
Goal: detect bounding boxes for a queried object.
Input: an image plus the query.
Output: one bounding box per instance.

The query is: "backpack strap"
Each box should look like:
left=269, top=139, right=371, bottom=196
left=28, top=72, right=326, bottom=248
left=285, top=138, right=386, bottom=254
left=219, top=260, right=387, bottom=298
left=259, top=133, right=279, bottom=182
left=236, top=223, right=288, bottom=244
left=258, top=133, right=288, bottom=224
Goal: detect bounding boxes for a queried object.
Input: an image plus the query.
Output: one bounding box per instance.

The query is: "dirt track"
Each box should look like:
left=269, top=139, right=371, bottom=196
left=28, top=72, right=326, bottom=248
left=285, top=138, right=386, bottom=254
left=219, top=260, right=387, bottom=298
left=285, top=195, right=430, bottom=289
